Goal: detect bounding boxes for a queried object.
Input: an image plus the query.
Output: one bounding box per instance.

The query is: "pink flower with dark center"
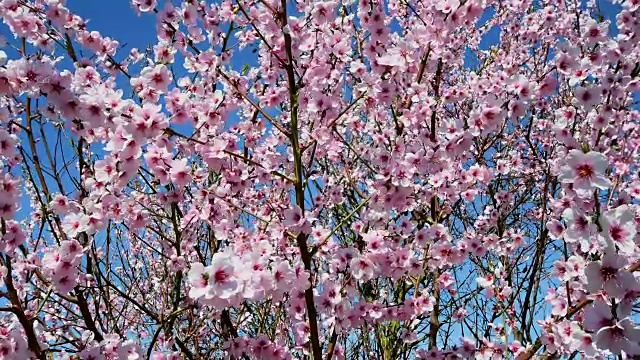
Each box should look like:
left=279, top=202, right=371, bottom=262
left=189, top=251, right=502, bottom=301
left=283, top=205, right=305, bottom=229
left=594, top=318, right=640, bottom=355
left=187, top=263, right=212, bottom=299
left=169, top=158, right=192, bottom=186
left=584, top=251, right=637, bottom=299
left=602, top=205, right=637, bottom=255
left=559, top=150, right=611, bottom=197
left=61, top=212, right=89, bottom=237
left=139, top=64, right=171, bottom=93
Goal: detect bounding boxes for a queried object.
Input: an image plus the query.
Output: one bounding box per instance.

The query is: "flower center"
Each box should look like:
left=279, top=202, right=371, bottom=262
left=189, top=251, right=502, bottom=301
left=600, top=266, right=617, bottom=281
left=576, top=164, right=594, bottom=178
left=214, top=269, right=228, bottom=283
left=610, top=225, right=626, bottom=242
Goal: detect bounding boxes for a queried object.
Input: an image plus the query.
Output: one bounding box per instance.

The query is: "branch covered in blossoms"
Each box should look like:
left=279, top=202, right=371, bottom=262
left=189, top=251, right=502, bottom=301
left=0, top=0, right=640, bottom=359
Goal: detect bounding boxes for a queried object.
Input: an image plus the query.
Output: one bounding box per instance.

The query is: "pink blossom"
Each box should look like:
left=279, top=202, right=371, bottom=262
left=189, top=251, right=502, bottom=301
left=601, top=205, right=637, bottom=255
left=476, top=275, right=493, bottom=288
left=139, top=64, right=171, bottom=93
left=0, top=1, right=638, bottom=358
left=49, top=194, right=71, bottom=215
left=187, top=262, right=212, bottom=299
left=188, top=252, right=242, bottom=302
left=0, top=220, right=25, bottom=254
left=132, top=0, right=157, bottom=12
left=594, top=318, right=640, bottom=355
left=559, top=150, right=611, bottom=197
left=169, top=158, right=192, bottom=186
left=584, top=251, right=637, bottom=299
left=283, top=205, right=305, bottom=229
left=61, top=213, right=89, bottom=238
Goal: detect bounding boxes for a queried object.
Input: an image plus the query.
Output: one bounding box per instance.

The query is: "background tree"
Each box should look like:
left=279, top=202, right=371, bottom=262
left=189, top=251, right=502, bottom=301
left=0, top=0, right=639, bottom=359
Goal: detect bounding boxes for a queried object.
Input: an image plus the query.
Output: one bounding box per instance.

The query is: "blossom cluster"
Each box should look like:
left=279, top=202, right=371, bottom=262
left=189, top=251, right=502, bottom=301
left=0, top=0, right=639, bottom=358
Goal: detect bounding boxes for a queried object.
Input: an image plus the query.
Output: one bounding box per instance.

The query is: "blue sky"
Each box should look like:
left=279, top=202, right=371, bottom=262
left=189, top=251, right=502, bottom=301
left=72, top=1, right=158, bottom=52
